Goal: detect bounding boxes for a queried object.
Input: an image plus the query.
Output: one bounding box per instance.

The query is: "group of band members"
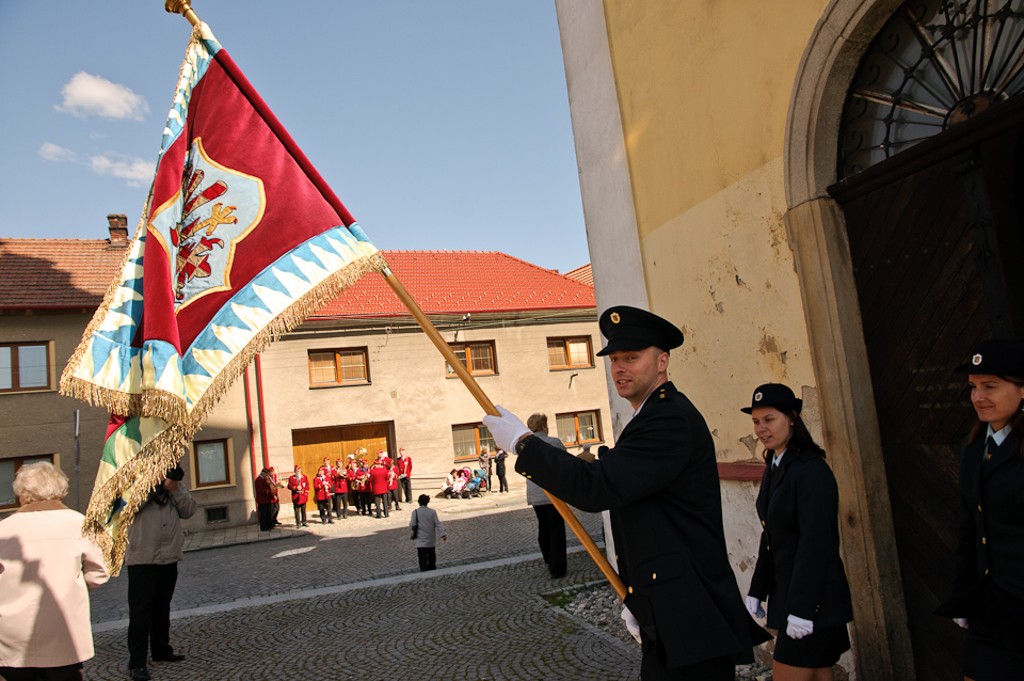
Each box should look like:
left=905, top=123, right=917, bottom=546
left=283, top=448, right=414, bottom=527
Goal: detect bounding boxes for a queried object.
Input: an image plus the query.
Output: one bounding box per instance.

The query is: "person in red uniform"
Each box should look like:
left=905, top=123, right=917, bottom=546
left=396, top=448, right=414, bottom=504
left=287, top=465, right=309, bottom=527
left=331, top=459, right=348, bottom=519
left=254, top=467, right=278, bottom=531
left=313, top=467, right=334, bottom=525
left=386, top=460, right=402, bottom=513
left=368, top=460, right=390, bottom=519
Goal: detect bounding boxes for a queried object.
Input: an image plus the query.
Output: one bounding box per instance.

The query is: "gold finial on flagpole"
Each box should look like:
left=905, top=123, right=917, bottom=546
left=165, top=0, right=201, bottom=27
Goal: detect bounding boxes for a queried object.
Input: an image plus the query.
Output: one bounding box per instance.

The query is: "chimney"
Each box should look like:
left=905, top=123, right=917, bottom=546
left=107, top=213, right=129, bottom=247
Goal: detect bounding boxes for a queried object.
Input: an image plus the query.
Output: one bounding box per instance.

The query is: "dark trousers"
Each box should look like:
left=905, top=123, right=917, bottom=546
left=257, top=502, right=274, bottom=530
left=293, top=503, right=307, bottom=526
left=270, top=500, right=280, bottom=525
left=332, top=493, right=348, bottom=518
left=640, top=641, right=733, bottom=681
left=417, top=546, right=437, bottom=571
left=374, top=494, right=389, bottom=518
left=316, top=498, right=333, bottom=523
left=127, top=563, right=178, bottom=669
left=497, top=472, right=509, bottom=492
left=533, top=504, right=567, bottom=577
left=400, top=476, right=412, bottom=503
left=0, top=664, right=83, bottom=681
left=389, top=488, right=402, bottom=510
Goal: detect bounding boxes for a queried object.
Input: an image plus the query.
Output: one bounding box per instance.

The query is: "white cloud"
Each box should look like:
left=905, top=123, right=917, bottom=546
left=56, top=71, right=149, bottom=121
left=89, top=153, right=154, bottom=185
left=39, top=142, right=78, bottom=163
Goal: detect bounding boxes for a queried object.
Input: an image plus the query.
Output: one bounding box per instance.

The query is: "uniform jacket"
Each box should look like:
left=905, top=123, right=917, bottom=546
left=396, top=456, right=413, bottom=478
left=939, top=429, right=1024, bottom=622
left=254, top=472, right=278, bottom=505
left=125, top=484, right=196, bottom=566
left=0, top=501, right=110, bottom=667
left=288, top=474, right=309, bottom=505
left=313, top=473, right=333, bottom=501
left=516, top=381, right=768, bottom=669
left=332, top=467, right=348, bottom=494
left=747, top=448, right=853, bottom=629
left=368, top=465, right=389, bottom=495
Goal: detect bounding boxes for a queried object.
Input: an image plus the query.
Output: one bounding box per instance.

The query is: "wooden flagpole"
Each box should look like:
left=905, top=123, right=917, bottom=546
left=164, top=0, right=626, bottom=602
left=379, top=268, right=627, bottom=600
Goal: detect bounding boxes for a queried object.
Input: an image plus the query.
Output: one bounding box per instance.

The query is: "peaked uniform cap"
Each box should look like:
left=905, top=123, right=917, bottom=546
left=955, top=338, right=1024, bottom=374
left=741, top=383, right=803, bottom=414
left=596, top=305, right=684, bottom=356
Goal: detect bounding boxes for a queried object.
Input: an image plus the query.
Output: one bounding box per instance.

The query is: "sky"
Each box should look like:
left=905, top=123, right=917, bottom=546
left=0, top=1, right=591, bottom=274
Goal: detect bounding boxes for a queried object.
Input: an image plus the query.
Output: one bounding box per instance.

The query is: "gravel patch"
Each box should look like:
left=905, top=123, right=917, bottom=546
left=558, top=582, right=774, bottom=680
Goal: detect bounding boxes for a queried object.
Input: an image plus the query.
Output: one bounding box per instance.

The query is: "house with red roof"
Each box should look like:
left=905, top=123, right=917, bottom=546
left=0, top=216, right=611, bottom=531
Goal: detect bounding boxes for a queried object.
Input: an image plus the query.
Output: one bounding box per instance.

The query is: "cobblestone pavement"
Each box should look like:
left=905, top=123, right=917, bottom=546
left=86, top=496, right=642, bottom=680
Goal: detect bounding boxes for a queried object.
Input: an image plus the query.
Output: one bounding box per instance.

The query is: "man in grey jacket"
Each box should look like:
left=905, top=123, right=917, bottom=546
left=525, top=413, right=567, bottom=578
left=125, top=466, right=196, bottom=681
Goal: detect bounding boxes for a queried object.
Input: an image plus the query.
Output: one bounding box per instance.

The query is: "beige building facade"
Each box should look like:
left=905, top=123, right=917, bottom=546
left=2, top=232, right=611, bottom=540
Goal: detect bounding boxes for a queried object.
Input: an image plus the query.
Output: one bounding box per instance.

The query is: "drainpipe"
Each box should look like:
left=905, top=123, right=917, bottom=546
left=243, top=366, right=259, bottom=485
left=254, top=354, right=270, bottom=468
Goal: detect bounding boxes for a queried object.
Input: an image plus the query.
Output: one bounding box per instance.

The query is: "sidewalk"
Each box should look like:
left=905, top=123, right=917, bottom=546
left=86, top=495, right=638, bottom=681
left=181, top=489, right=532, bottom=552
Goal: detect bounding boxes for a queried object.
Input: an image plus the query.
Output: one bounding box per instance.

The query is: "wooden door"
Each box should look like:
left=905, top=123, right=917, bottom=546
left=830, top=102, right=1024, bottom=680
left=291, top=422, right=392, bottom=508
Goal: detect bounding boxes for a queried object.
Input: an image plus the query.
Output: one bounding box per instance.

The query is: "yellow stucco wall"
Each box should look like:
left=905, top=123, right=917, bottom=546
left=596, top=1, right=836, bottom=459
left=603, top=1, right=830, bottom=231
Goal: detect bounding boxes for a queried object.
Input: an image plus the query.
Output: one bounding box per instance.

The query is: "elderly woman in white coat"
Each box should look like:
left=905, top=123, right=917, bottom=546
left=0, top=462, right=109, bottom=681
left=409, top=494, right=447, bottom=571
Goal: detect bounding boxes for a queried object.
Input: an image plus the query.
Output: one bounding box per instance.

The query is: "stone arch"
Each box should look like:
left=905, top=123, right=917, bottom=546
left=781, top=1, right=915, bottom=679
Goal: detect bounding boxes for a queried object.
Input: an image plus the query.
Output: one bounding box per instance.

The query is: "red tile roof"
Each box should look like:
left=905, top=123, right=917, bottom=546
left=314, top=251, right=595, bottom=317
left=0, top=240, right=595, bottom=316
left=564, top=263, right=593, bottom=286
left=0, top=238, right=127, bottom=309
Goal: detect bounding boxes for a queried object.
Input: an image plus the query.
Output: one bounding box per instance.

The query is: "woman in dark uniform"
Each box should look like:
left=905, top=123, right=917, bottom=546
left=938, top=339, right=1024, bottom=681
left=742, top=383, right=853, bottom=681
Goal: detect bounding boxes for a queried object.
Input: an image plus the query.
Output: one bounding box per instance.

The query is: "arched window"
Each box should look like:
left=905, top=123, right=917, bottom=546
left=839, top=0, right=1024, bottom=178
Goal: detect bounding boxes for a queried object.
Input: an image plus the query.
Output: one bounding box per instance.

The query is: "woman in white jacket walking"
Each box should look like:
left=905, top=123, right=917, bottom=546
left=409, top=494, right=446, bottom=571
left=0, top=462, right=109, bottom=681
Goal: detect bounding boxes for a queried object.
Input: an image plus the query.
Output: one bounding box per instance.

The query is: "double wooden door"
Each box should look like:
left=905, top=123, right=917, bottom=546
left=829, top=98, right=1024, bottom=681
left=291, top=422, right=392, bottom=509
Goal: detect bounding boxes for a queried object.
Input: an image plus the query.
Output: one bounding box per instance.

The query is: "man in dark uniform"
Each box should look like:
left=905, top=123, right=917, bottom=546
left=484, top=305, right=768, bottom=681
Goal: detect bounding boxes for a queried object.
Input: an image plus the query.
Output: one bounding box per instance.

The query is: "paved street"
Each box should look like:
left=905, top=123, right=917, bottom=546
left=85, top=494, right=641, bottom=680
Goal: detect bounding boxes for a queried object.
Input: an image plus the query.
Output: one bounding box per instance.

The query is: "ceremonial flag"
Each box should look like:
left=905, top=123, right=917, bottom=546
left=60, top=22, right=384, bottom=572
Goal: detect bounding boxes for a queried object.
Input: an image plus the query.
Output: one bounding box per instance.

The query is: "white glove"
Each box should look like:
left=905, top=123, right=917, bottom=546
left=953, top=617, right=968, bottom=630
left=745, top=596, right=765, bottom=619
left=786, top=614, right=814, bottom=639
left=621, top=606, right=642, bottom=644
left=482, top=405, right=531, bottom=453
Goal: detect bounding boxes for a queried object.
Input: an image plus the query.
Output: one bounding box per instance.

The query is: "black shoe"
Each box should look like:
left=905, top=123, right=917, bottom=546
left=302, top=522, right=309, bottom=527
left=328, top=520, right=334, bottom=524
left=152, top=653, right=186, bottom=662
left=129, top=667, right=151, bottom=680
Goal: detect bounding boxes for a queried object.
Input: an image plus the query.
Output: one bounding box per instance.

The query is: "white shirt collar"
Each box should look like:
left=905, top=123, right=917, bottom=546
left=772, top=448, right=787, bottom=467
left=987, top=424, right=1012, bottom=447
